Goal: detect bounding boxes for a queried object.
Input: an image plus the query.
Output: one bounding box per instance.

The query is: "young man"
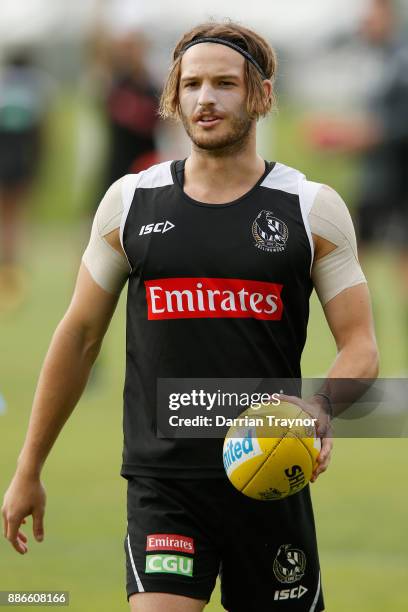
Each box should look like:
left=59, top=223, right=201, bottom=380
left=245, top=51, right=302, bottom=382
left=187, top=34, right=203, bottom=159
left=2, top=22, right=378, bottom=612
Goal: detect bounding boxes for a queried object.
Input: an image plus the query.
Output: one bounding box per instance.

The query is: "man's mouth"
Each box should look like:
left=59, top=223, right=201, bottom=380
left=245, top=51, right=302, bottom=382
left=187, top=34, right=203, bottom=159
left=196, top=116, right=223, bottom=128
left=197, top=117, right=222, bottom=128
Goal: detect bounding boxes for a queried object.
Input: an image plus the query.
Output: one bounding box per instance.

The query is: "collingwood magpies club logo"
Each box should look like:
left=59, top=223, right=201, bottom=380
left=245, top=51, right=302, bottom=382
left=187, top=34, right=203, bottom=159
left=273, top=544, right=306, bottom=584
left=252, top=210, right=288, bottom=253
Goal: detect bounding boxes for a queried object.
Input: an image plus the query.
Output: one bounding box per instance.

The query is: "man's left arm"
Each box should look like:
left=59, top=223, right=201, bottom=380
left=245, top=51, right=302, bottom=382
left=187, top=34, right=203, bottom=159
left=320, top=283, right=379, bottom=380
left=309, top=282, right=379, bottom=482
left=288, top=185, right=379, bottom=482
left=310, top=185, right=379, bottom=381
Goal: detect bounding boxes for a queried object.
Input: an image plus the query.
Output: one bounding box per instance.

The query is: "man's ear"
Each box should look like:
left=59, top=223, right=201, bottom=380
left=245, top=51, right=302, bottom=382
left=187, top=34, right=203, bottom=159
left=263, top=79, right=273, bottom=102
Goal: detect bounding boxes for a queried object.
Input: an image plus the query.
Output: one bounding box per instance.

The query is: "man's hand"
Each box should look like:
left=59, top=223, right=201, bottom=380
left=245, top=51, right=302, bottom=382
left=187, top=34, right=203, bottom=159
left=2, top=473, right=46, bottom=554
left=279, top=394, right=333, bottom=483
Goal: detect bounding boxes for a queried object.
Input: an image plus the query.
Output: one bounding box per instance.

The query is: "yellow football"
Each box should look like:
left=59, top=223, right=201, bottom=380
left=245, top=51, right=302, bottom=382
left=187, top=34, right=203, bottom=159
left=223, top=400, right=321, bottom=500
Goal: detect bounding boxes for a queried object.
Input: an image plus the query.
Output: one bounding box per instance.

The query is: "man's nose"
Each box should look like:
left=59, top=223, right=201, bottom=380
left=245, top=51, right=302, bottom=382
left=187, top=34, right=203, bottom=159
left=197, top=83, right=217, bottom=106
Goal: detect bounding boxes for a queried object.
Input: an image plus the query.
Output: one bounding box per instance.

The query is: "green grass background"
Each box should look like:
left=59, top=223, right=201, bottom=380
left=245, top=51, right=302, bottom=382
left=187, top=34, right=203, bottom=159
left=1, top=94, right=407, bottom=610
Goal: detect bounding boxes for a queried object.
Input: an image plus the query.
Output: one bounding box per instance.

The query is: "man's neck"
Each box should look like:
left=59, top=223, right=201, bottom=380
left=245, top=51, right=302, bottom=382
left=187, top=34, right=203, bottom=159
left=183, top=142, right=266, bottom=204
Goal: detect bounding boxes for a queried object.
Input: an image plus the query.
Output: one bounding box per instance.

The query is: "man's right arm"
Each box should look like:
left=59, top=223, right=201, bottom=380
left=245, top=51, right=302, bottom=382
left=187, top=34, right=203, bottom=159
left=2, top=264, right=121, bottom=554
left=2, top=177, right=131, bottom=555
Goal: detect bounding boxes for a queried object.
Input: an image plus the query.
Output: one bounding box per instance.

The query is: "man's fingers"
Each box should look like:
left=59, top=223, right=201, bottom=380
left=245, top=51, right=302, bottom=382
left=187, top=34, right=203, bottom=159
left=18, top=530, right=28, bottom=543
left=311, top=438, right=333, bottom=482
left=6, top=516, right=20, bottom=543
left=15, top=531, right=28, bottom=554
left=14, top=535, right=28, bottom=555
left=32, top=509, right=44, bottom=542
left=318, top=438, right=333, bottom=464
left=6, top=518, right=28, bottom=554
left=322, top=436, right=333, bottom=452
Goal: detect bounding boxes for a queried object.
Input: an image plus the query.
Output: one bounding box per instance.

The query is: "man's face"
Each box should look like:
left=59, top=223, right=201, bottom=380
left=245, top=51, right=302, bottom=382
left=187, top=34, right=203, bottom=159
left=178, top=43, right=254, bottom=152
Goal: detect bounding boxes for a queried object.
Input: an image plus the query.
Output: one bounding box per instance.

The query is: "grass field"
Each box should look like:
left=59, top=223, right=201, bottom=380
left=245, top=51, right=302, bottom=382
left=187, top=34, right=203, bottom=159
left=1, top=227, right=407, bottom=611
left=1, top=96, right=408, bottom=610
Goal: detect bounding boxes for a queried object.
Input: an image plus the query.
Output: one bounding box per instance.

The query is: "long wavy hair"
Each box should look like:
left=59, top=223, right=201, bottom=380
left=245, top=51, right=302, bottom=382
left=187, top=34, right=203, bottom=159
left=159, top=21, right=278, bottom=121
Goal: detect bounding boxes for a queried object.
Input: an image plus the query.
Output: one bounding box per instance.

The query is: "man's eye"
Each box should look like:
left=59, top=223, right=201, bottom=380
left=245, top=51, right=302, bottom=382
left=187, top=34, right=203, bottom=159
left=185, top=82, right=198, bottom=88
left=219, top=81, right=234, bottom=86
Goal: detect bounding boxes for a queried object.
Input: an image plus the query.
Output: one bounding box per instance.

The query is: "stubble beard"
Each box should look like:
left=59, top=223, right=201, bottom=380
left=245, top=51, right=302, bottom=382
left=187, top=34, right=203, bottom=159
left=180, top=109, right=253, bottom=157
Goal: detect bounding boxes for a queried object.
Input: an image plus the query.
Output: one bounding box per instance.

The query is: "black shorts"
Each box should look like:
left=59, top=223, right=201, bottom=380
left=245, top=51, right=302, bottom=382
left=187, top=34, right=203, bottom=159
left=124, top=476, right=324, bottom=611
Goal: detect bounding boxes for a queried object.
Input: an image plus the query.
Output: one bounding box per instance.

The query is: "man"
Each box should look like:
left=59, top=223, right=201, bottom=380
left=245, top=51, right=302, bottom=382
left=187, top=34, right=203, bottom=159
left=2, top=22, right=378, bottom=612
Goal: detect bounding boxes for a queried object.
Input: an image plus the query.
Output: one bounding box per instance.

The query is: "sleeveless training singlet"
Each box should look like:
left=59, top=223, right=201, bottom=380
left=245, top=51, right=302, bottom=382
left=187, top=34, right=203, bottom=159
left=120, top=159, right=322, bottom=478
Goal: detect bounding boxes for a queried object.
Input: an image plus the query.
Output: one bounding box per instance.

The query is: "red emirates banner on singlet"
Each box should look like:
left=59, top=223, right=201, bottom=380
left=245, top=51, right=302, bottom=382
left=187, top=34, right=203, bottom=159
left=144, top=277, right=283, bottom=321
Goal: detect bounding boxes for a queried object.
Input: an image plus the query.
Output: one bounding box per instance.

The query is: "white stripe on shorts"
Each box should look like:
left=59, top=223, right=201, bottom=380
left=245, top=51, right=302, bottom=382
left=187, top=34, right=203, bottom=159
left=127, top=533, right=145, bottom=593
left=309, top=571, right=321, bottom=612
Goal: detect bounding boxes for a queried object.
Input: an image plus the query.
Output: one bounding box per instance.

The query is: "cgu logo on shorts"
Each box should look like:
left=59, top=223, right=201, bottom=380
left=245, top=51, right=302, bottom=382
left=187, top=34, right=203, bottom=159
left=223, top=429, right=263, bottom=477
left=146, top=534, right=195, bottom=554
left=145, top=554, right=193, bottom=577
left=144, top=277, right=284, bottom=321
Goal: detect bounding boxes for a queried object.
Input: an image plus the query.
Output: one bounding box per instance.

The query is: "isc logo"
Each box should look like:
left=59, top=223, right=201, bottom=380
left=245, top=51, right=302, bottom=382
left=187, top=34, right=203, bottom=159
left=274, top=585, right=308, bottom=600
left=139, top=220, right=175, bottom=235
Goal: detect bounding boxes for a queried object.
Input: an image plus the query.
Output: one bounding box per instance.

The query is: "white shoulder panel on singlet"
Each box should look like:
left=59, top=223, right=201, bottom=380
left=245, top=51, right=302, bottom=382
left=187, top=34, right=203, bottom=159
left=310, top=185, right=367, bottom=306
left=119, top=173, right=142, bottom=253
left=262, top=163, right=366, bottom=304
left=261, top=162, right=320, bottom=266
left=261, top=161, right=304, bottom=194
left=82, top=177, right=130, bottom=295
left=119, top=161, right=174, bottom=249
left=83, top=162, right=174, bottom=295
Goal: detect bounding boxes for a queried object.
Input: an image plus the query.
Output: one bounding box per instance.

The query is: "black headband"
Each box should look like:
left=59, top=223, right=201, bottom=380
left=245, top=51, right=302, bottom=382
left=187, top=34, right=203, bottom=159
left=180, top=37, right=268, bottom=80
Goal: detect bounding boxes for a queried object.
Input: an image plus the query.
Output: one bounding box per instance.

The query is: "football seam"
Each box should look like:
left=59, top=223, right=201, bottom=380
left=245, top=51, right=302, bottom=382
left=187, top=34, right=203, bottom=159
left=240, top=429, right=291, bottom=492
left=296, top=434, right=318, bottom=473
left=239, top=407, right=312, bottom=494
left=239, top=405, right=304, bottom=492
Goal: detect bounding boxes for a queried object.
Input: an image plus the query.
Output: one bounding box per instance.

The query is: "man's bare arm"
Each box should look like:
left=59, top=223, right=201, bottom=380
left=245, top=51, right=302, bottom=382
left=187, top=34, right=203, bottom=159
left=309, top=258, right=379, bottom=482
left=310, top=187, right=379, bottom=382
left=16, top=264, right=121, bottom=477
left=323, top=283, right=379, bottom=379
left=285, top=208, right=379, bottom=483
left=287, top=281, right=379, bottom=484
left=2, top=260, right=123, bottom=554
